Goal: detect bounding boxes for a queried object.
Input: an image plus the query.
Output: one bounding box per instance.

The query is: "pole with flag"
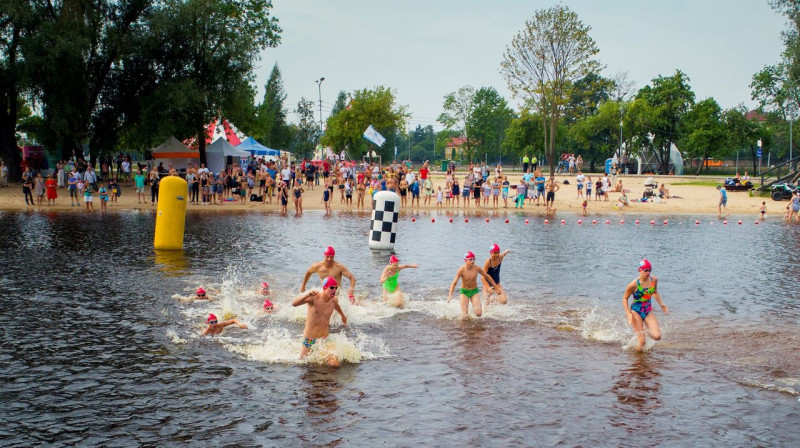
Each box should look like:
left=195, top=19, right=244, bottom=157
left=363, top=125, right=386, bottom=147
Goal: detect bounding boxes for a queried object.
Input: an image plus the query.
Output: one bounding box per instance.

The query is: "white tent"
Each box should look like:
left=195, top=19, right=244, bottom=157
left=151, top=136, right=199, bottom=171
left=206, top=137, right=250, bottom=174
left=635, top=143, right=684, bottom=175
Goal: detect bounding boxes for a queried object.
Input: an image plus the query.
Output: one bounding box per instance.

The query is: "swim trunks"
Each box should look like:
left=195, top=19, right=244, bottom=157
left=460, top=287, right=480, bottom=298
left=383, top=272, right=399, bottom=293
left=303, top=338, right=316, bottom=349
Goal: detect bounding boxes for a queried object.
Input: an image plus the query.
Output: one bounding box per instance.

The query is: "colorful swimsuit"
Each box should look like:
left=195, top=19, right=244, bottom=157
left=630, top=279, right=656, bottom=319
left=303, top=338, right=316, bottom=349
left=383, top=272, right=399, bottom=293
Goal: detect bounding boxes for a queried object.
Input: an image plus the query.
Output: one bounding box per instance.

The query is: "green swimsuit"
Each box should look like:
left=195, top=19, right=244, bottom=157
left=460, top=287, right=480, bottom=298
left=383, top=272, right=399, bottom=293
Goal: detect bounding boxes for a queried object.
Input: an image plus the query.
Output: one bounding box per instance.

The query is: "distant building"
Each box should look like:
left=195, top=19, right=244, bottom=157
left=445, top=137, right=467, bottom=159
left=745, top=110, right=768, bottom=122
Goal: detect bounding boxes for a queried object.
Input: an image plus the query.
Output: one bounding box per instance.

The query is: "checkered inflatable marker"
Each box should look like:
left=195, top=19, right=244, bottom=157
left=369, top=191, right=401, bottom=249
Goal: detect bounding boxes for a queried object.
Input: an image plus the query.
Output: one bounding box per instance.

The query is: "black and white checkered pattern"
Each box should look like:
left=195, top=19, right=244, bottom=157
left=369, top=191, right=400, bottom=249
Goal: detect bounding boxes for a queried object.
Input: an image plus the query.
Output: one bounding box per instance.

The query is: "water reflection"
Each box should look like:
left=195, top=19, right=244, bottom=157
left=153, top=250, right=188, bottom=277
left=610, top=354, right=663, bottom=432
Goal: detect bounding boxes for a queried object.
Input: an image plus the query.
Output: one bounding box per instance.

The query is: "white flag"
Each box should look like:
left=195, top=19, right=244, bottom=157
left=363, top=125, right=386, bottom=147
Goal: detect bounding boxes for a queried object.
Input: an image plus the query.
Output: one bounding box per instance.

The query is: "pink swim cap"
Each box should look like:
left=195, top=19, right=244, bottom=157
left=489, top=244, right=500, bottom=253
left=389, top=255, right=399, bottom=264
left=196, top=287, right=206, bottom=295
left=464, top=251, right=476, bottom=260
left=322, top=276, right=339, bottom=289
left=207, top=313, right=217, bottom=323
left=261, top=282, right=269, bottom=289
left=263, top=299, right=273, bottom=309
left=639, top=259, right=652, bottom=271
left=324, top=246, right=335, bottom=256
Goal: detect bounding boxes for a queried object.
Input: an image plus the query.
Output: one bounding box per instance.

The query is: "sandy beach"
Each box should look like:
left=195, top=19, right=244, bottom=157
left=0, top=172, right=774, bottom=218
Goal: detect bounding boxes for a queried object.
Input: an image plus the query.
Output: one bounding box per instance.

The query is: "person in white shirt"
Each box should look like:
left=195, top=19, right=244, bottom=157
left=602, top=174, right=610, bottom=201
left=576, top=171, right=585, bottom=199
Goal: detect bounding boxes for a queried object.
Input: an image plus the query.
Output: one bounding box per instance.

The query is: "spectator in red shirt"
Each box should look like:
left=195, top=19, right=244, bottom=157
left=418, top=164, right=429, bottom=181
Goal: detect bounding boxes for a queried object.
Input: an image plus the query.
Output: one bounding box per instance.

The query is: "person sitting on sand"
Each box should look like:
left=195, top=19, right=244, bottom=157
left=379, top=254, right=419, bottom=307
left=617, top=191, right=629, bottom=207
left=658, top=183, right=670, bottom=198
left=292, top=276, right=348, bottom=366
left=201, top=313, right=248, bottom=336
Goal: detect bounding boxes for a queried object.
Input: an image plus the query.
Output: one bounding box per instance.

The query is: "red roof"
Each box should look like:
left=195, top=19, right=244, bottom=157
left=446, top=137, right=467, bottom=147
left=745, top=110, right=767, bottom=122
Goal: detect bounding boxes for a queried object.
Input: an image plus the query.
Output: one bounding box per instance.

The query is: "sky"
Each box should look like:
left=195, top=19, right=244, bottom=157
left=255, top=0, right=789, bottom=131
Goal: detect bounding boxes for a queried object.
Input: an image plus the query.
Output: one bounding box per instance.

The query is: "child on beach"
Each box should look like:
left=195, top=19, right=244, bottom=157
left=108, top=177, right=119, bottom=205
left=447, top=251, right=498, bottom=320
left=585, top=176, right=592, bottom=201
left=760, top=201, right=767, bottom=221
left=515, top=179, right=527, bottom=208
left=595, top=179, right=603, bottom=201
left=379, top=255, right=419, bottom=308
left=582, top=199, right=588, bottom=216
left=98, top=182, right=109, bottom=212
left=501, top=176, right=510, bottom=208
left=436, top=186, right=444, bottom=208
left=293, top=182, right=305, bottom=214
left=201, top=313, right=248, bottom=336
left=83, top=180, right=94, bottom=212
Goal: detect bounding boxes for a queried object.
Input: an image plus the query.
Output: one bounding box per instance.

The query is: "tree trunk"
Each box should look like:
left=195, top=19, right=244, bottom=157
left=548, top=103, right=558, bottom=178
left=198, top=123, right=207, bottom=166
left=695, top=150, right=707, bottom=175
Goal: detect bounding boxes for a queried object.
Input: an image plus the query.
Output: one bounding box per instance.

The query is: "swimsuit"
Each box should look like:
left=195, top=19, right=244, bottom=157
left=630, top=279, right=656, bottom=320
left=460, top=287, right=480, bottom=298
left=303, top=338, right=316, bottom=348
left=487, top=261, right=501, bottom=285
left=383, top=272, right=399, bottom=293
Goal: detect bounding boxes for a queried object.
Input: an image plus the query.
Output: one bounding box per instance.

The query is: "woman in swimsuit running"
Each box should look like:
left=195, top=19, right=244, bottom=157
left=481, top=244, right=510, bottom=307
left=622, top=259, right=669, bottom=351
left=379, top=254, right=419, bottom=308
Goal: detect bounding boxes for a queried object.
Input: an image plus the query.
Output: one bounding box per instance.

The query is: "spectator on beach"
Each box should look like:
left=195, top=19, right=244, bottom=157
left=33, top=172, right=45, bottom=205
left=658, top=183, right=670, bottom=199
left=22, top=173, right=34, bottom=206
left=45, top=174, right=57, bottom=205
left=717, top=185, right=728, bottom=219
left=0, top=161, right=8, bottom=187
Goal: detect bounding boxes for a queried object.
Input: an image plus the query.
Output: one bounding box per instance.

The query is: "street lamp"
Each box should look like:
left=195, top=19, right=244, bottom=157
left=758, top=139, right=763, bottom=175
left=315, top=77, right=325, bottom=135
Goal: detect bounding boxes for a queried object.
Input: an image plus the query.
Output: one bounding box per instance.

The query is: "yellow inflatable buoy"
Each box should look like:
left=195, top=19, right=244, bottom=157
left=154, top=176, right=188, bottom=250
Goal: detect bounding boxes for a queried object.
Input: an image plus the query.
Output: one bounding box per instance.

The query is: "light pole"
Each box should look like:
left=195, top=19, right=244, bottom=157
left=758, top=139, right=763, bottom=176
left=315, top=77, right=325, bottom=135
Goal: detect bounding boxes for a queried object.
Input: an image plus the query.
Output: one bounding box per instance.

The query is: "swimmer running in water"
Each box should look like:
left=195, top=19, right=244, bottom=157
left=622, top=259, right=669, bottom=351
left=292, top=276, right=348, bottom=366
left=301, top=246, right=358, bottom=304
left=379, top=254, right=419, bottom=307
left=481, top=244, right=510, bottom=308
left=201, top=313, right=248, bottom=336
left=195, top=287, right=208, bottom=300
left=448, top=251, right=498, bottom=319
left=260, top=282, right=277, bottom=314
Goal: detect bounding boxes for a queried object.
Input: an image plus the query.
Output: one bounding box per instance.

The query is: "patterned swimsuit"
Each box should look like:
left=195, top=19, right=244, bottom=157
left=630, top=279, right=656, bottom=319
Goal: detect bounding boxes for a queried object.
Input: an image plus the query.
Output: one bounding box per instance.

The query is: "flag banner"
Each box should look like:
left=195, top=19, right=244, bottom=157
left=363, top=125, right=386, bottom=147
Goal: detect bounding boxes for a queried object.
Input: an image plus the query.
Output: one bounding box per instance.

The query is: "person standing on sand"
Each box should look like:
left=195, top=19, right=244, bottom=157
left=292, top=276, right=348, bottom=366
left=545, top=177, right=560, bottom=211
left=301, top=246, right=357, bottom=304
left=447, top=251, right=498, bottom=319
left=623, top=259, right=668, bottom=351
left=717, top=185, right=728, bottom=219
left=45, top=174, right=57, bottom=205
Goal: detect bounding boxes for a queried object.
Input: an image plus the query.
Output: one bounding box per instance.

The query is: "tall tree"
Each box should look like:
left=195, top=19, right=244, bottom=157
left=628, top=70, right=695, bottom=174
left=723, top=105, right=765, bottom=173
left=145, top=0, right=281, bottom=164
left=501, top=5, right=601, bottom=176
left=565, top=72, right=614, bottom=123
left=502, top=110, right=545, bottom=164
left=291, top=97, right=318, bottom=158
left=254, top=63, right=290, bottom=148
left=467, top=87, right=515, bottom=163
left=329, top=90, right=349, bottom=118
left=680, top=98, right=726, bottom=174
left=321, top=86, right=408, bottom=160
left=438, top=85, right=476, bottom=159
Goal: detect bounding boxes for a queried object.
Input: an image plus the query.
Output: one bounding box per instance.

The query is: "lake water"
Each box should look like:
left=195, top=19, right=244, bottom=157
left=1, top=209, right=798, bottom=446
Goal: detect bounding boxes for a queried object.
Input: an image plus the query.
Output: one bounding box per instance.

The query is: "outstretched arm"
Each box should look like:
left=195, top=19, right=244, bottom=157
left=399, top=263, right=418, bottom=271
left=221, top=318, right=248, bottom=329
left=292, top=290, right=318, bottom=307
left=334, top=301, right=348, bottom=326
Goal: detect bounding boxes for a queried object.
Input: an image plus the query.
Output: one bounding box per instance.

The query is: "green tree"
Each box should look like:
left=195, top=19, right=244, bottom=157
left=438, top=85, right=475, bottom=158
left=565, top=72, right=614, bottom=123
left=290, top=97, right=318, bottom=158
left=142, top=0, right=281, bottom=164
left=502, top=110, right=545, bottom=164
left=723, top=105, right=766, bottom=173
left=253, top=63, right=290, bottom=149
left=321, top=86, right=408, bottom=161
left=501, top=5, right=601, bottom=176
left=568, top=100, right=624, bottom=167
left=467, top=87, right=515, bottom=163
left=680, top=98, right=726, bottom=174
left=628, top=70, right=695, bottom=174
left=329, top=90, right=349, bottom=117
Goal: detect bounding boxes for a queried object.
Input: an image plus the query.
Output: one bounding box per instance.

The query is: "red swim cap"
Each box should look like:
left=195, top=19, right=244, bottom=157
left=639, top=259, right=652, bottom=271
left=389, top=255, right=399, bottom=264
left=322, top=276, right=338, bottom=289
left=196, top=287, right=206, bottom=295
left=207, top=313, right=217, bottom=323
left=261, top=282, right=269, bottom=289
left=263, top=299, right=273, bottom=309
left=489, top=244, right=500, bottom=253
left=324, top=246, right=335, bottom=256
left=464, top=251, right=476, bottom=260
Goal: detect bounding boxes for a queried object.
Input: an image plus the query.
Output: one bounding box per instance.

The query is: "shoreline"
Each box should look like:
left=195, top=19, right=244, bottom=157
left=0, top=173, right=778, bottom=219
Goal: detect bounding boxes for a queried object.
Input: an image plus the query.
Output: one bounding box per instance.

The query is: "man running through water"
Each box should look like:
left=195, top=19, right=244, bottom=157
left=301, top=246, right=358, bottom=304
left=292, top=276, right=348, bottom=366
left=481, top=244, right=510, bottom=308
left=448, top=251, right=498, bottom=319
left=622, top=259, right=669, bottom=351
left=379, top=254, right=419, bottom=307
